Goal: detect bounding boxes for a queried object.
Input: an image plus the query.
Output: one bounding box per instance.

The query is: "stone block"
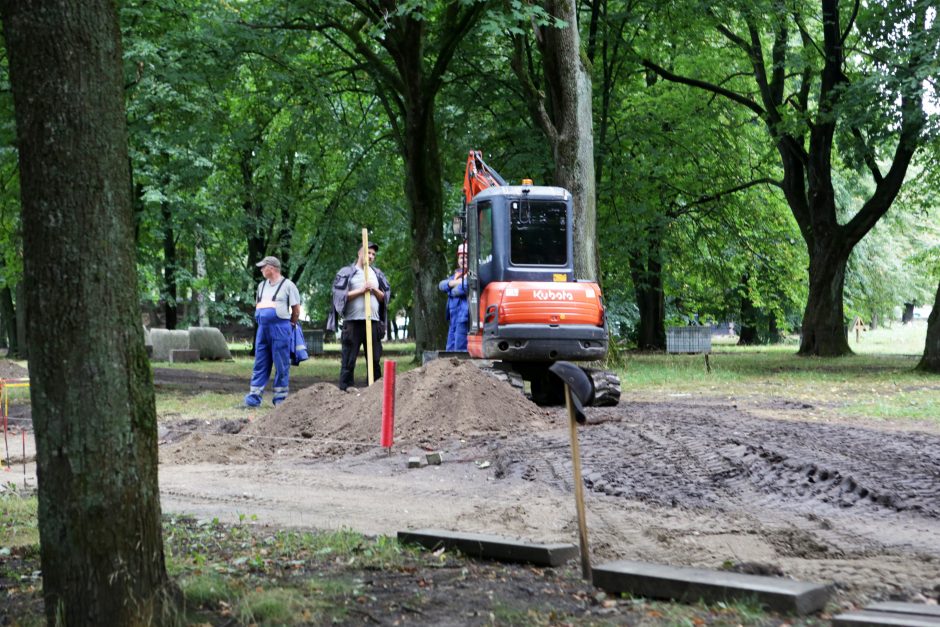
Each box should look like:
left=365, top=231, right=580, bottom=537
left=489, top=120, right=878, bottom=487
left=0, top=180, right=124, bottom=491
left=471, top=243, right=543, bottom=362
left=169, top=349, right=200, bottom=363
left=397, top=529, right=578, bottom=567
left=832, top=602, right=940, bottom=626
left=592, top=560, right=830, bottom=615
left=150, top=329, right=190, bottom=361
left=407, top=457, right=422, bottom=468
left=188, top=327, right=232, bottom=360
left=426, top=451, right=443, bottom=465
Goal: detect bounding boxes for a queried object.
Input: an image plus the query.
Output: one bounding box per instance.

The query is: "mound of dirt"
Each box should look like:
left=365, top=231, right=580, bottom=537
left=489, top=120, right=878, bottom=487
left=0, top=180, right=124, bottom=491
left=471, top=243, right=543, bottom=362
left=0, top=359, right=28, bottom=380
left=162, top=358, right=551, bottom=463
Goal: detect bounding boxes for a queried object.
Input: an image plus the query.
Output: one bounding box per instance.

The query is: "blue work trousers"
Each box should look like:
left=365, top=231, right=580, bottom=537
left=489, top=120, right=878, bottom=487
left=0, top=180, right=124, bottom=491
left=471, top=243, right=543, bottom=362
left=446, top=315, right=469, bottom=351
left=245, top=309, right=292, bottom=407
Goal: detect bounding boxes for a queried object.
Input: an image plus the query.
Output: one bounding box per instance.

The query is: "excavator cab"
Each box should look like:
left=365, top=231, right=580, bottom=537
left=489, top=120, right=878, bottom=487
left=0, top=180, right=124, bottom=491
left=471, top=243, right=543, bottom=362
left=455, top=151, right=619, bottom=406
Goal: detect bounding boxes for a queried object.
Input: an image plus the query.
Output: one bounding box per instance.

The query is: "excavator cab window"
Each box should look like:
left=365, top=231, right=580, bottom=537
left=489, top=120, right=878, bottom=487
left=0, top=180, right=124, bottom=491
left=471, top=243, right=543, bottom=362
left=478, top=201, right=493, bottom=265
left=509, top=200, right=567, bottom=266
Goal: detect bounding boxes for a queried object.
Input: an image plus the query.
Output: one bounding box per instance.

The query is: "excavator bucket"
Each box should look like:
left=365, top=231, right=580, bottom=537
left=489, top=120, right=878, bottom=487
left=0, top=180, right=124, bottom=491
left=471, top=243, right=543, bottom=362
left=549, top=361, right=594, bottom=424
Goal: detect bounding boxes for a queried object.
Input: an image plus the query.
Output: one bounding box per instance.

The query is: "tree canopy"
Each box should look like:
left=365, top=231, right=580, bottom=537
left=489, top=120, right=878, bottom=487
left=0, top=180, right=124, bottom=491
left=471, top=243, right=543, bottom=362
left=0, top=0, right=936, bottom=357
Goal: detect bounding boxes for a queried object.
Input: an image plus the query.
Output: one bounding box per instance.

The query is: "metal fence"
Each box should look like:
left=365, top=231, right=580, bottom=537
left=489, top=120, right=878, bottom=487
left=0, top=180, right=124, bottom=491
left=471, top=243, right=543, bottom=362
left=666, top=326, right=712, bottom=354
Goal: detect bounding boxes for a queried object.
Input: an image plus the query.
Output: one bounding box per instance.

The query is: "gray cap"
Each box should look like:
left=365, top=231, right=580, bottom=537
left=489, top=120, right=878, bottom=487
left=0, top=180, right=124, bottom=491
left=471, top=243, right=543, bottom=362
left=255, top=256, right=281, bottom=269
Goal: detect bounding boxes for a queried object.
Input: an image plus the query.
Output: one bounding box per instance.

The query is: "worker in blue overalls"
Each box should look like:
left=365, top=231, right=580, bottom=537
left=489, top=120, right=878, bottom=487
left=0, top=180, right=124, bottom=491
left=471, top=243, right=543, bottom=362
left=439, top=242, right=469, bottom=351
left=245, top=256, right=301, bottom=407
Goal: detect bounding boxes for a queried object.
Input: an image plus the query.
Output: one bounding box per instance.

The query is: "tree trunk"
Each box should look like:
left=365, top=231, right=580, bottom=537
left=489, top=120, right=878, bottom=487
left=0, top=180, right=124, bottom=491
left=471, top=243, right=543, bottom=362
left=15, top=281, right=27, bottom=359
left=402, top=100, right=448, bottom=356
left=799, top=242, right=851, bottom=356
left=2, top=1, right=173, bottom=623
left=630, top=252, right=665, bottom=351
left=902, top=303, right=915, bottom=324
left=917, top=279, right=940, bottom=373
left=241, top=147, right=266, bottom=276
left=542, top=0, right=598, bottom=280
left=0, top=283, right=16, bottom=354
left=738, top=275, right=759, bottom=346
left=195, top=242, right=209, bottom=327
left=161, top=202, right=178, bottom=329
left=768, top=311, right=781, bottom=344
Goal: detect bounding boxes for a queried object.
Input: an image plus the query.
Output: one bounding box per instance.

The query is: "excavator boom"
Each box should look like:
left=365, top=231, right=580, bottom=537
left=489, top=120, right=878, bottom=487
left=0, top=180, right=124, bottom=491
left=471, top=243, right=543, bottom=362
left=463, top=150, right=506, bottom=204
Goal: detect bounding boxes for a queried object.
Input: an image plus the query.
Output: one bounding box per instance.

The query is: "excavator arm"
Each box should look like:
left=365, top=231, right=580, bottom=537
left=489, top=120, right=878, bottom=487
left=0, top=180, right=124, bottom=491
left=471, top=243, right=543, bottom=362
left=463, top=150, right=506, bottom=204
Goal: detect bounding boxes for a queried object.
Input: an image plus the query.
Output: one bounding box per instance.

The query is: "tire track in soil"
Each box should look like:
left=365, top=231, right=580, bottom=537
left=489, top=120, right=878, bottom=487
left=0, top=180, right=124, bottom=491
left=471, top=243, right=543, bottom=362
left=498, top=400, right=940, bottom=557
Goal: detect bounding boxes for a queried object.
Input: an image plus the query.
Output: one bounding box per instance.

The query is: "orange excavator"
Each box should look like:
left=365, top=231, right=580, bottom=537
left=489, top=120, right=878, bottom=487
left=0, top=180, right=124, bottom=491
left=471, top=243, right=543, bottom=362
left=454, top=150, right=620, bottom=406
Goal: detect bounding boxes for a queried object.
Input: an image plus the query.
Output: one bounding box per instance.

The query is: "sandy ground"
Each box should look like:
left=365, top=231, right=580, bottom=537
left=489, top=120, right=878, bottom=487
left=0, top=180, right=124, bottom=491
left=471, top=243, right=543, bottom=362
left=4, top=357, right=940, bottom=612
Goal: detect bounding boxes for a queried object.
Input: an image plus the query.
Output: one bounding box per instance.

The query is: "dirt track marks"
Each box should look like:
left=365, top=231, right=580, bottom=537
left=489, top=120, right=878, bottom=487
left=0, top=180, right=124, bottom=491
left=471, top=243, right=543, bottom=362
left=500, top=401, right=940, bottom=539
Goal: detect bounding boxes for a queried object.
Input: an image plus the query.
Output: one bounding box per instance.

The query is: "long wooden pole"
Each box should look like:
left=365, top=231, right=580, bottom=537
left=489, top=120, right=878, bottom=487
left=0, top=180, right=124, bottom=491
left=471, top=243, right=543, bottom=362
left=361, top=228, right=375, bottom=385
left=566, top=385, right=591, bottom=581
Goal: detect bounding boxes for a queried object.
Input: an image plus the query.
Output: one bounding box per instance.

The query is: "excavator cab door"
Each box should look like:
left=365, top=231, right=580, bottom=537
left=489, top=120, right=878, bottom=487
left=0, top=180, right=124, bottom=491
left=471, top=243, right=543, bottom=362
left=465, top=197, right=497, bottom=334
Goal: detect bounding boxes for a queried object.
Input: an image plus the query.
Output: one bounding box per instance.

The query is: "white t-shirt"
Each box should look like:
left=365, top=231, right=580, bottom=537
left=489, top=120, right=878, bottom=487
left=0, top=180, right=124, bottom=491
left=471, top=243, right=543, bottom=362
left=342, top=266, right=379, bottom=321
left=257, top=278, right=301, bottom=320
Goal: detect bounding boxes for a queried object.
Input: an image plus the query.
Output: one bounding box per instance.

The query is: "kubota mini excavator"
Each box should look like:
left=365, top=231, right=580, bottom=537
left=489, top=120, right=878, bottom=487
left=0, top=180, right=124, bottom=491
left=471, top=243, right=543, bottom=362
left=453, top=150, right=620, bottom=407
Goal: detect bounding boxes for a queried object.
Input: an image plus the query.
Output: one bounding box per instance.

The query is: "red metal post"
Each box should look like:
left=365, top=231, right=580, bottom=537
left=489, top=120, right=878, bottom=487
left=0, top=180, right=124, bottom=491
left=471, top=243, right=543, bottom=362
left=381, top=360, right=396, bottom=449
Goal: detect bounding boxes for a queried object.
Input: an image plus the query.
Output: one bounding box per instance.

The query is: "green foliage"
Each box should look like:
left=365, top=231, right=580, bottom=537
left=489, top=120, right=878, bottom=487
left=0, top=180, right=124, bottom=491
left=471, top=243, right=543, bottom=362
left=4, top=0, right=935, bottom=350
left=0, top=45, right=22, bottom=297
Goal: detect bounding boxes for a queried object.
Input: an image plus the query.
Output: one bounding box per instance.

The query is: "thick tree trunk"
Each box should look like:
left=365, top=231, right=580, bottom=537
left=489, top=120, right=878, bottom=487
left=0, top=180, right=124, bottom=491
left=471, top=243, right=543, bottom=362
left=402, top=102, right=448, bottom=356
left=917, top=279, right=940, bottom=373
left=799, top=243, right=851, bottom=356
left=630, top=253, right=666, bottom=351
left=542, top=0, right=598, bottom=280
left=2, top=1, right=173, bottom=623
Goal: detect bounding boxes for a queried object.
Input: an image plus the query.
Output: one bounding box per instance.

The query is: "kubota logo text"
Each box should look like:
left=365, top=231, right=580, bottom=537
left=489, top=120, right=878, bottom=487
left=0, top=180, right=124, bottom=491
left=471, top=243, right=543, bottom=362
left=533, top=289, right=573, bottom=301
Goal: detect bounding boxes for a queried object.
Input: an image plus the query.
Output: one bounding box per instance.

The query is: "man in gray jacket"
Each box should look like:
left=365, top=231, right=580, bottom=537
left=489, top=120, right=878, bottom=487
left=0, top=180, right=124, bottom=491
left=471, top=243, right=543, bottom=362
left=326, top=241, right=391, bottom=391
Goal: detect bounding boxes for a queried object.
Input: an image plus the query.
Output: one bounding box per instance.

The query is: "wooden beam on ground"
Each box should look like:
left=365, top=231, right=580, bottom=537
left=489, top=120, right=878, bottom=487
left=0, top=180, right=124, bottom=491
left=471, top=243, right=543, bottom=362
left=397, top=529, right=578, bottom=567
left=592, top=560, right=830, bottom=615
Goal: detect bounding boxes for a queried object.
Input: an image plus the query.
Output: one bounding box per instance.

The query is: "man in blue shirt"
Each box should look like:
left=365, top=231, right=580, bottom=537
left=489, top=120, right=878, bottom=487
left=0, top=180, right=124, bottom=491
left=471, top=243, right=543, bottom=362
left=439, top=243, right=469, bottom=351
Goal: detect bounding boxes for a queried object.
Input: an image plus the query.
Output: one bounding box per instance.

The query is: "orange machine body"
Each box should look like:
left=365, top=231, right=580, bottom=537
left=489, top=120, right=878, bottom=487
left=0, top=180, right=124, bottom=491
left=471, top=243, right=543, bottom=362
left=467, top=280, right=608, bottom=362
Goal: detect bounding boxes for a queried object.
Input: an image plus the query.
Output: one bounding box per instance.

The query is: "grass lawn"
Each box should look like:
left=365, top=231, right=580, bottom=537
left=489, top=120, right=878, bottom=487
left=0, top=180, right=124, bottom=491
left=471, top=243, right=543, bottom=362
left=616, top=322, right=937, bottom=425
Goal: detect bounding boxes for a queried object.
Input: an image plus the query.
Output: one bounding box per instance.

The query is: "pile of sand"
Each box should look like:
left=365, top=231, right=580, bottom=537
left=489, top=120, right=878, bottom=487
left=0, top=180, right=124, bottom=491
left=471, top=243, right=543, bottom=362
left=161, top=358, right=552, bottom=464
left=250, top=358, right=548, bottom=450
left=0, top=359, right=28, bottom=380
